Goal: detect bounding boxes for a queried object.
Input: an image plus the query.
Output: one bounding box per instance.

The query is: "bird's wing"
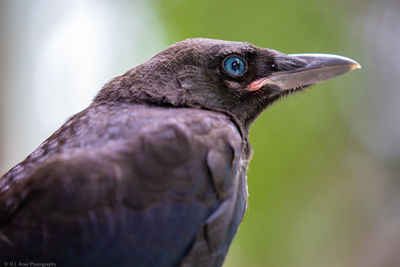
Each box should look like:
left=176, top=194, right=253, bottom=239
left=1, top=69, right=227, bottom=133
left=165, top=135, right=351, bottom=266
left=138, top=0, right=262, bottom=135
left=0, top=111, right=247, bottom=267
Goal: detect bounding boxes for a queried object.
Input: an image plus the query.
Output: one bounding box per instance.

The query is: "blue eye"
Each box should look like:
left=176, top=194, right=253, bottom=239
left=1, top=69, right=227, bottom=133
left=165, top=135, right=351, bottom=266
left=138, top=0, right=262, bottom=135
left=223, top=56, right=247, bottom=76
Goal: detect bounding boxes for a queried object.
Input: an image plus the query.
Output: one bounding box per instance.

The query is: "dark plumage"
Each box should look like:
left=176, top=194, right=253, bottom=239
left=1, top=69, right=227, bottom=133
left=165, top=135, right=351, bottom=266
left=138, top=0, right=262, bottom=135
left=0, top=38, right=360, bottom=266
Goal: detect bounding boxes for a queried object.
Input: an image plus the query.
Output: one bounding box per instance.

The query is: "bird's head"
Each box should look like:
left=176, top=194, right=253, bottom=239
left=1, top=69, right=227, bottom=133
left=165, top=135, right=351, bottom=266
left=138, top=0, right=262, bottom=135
left=95, top=38, right=360, bottom=129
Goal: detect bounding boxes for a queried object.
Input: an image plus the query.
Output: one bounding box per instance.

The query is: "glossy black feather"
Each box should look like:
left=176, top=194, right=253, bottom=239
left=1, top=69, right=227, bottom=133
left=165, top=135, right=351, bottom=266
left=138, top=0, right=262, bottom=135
left=0, top=105, right=248, bottom=266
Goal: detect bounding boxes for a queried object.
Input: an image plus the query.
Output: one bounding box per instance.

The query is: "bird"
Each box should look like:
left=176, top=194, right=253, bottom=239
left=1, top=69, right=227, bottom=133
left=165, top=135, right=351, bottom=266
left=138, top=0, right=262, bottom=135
left=0, top=38, right=360, bottom=266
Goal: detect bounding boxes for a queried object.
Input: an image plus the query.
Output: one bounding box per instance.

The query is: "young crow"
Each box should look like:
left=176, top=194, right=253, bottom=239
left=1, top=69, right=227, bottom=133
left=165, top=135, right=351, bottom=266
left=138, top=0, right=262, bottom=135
left=0, top=38, right=360, bottom=266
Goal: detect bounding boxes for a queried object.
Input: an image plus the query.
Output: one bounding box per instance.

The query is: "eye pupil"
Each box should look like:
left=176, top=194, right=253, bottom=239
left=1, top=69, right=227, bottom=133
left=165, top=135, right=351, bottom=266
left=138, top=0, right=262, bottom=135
left=223, top=56, right=246, bottom=76
left=231, top=61, right=240, bottom=71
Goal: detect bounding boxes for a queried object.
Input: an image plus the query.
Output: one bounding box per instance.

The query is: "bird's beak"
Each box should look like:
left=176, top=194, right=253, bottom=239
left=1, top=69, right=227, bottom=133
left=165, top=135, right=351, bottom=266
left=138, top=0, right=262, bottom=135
left=249, top=54, right=361, bottom=91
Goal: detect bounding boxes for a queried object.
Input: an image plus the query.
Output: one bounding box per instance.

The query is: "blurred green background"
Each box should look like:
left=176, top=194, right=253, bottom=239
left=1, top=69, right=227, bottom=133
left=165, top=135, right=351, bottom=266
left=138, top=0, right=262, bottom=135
left=1, top=0, right=399, bottom=266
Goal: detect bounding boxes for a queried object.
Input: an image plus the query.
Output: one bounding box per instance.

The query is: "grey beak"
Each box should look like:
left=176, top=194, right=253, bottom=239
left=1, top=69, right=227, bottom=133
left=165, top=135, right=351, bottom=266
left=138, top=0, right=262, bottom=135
left=249, top=54, right=361, bottom=91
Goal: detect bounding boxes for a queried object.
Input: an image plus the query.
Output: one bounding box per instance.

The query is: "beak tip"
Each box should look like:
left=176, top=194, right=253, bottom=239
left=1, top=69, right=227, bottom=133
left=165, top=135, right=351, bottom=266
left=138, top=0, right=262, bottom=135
left=345, top=57, right=361, bottom=71
left=352, top=62, right=362, bottom=70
